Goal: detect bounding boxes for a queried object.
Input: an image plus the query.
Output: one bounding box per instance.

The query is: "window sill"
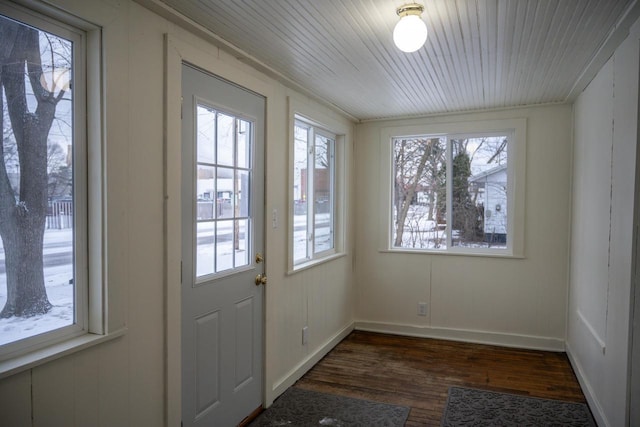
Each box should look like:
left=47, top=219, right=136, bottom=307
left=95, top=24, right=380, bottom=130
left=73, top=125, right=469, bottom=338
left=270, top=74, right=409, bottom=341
left=288, top=252, right=347, bottom=275
left=0, top=327, right=127, bottom=380
left=380, top=248, right=524, bottom=259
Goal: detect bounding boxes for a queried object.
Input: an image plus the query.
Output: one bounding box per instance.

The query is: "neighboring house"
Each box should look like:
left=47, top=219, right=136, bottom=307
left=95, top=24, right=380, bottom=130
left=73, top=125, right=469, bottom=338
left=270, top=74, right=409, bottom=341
left=469, top=164, right=507, bottom=243
left=0, top=2, right=638, bottom=427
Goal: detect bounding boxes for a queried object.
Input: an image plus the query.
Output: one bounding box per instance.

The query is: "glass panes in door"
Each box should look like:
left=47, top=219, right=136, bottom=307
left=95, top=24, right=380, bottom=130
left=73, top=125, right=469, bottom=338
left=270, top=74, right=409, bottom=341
left=195, top=104, right=252, bottom=278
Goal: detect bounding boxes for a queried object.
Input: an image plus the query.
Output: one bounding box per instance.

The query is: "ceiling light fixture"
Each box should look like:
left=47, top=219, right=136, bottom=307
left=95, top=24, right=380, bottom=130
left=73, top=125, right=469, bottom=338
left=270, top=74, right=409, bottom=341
left=393, top=3, right=428, bottom=53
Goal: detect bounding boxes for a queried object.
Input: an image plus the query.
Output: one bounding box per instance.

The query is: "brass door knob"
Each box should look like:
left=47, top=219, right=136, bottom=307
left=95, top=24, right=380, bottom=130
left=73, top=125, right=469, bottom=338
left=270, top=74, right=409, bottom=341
left=255, top=274, right=267, bottom=286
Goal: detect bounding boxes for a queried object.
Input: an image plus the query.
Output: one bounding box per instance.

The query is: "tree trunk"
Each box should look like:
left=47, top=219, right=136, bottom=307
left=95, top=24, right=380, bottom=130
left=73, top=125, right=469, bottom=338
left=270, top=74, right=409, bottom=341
left=0, top=21, right=63, bottom=317
left=0, top=212, right=50, bottom=317
left=394, top=141, right=431, bottom=247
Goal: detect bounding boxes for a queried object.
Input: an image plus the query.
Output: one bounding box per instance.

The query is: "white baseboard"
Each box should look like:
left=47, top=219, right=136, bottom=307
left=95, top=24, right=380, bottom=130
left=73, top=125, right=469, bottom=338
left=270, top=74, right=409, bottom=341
left=268, top=322, right=354, bottom=405
left=565, top=342, right=609, bottom=427
left=354, top=321, right=566, bottom=352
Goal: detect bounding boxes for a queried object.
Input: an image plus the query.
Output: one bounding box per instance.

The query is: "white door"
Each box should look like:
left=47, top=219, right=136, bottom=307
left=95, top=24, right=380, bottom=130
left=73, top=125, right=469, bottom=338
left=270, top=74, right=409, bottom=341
left=181, top=63, right=265, bottom=427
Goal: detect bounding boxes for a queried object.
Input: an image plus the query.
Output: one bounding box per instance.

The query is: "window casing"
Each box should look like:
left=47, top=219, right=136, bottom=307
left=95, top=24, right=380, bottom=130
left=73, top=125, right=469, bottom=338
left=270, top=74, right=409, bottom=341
left=386, top=120, right=525, bottom=257
left=0, top=1, right=102, bottom=366
left=292, top=117, right=336, bottom=266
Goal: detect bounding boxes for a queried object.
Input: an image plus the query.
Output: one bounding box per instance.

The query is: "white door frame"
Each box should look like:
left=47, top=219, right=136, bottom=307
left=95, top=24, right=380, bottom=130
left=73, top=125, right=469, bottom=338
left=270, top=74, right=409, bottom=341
left=164, top=33, right=271, bottom=427
left=630, top=65, right=640, bottom=426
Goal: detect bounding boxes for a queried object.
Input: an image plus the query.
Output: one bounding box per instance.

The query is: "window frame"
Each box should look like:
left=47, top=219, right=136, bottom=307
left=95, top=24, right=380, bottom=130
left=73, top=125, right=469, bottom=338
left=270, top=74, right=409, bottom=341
left=292, top=116, right=337, bottom=266
left=192, top=98, right=257, bottom=282
left=0, top=0, right=118, bottom=378
left=381, top=118, right=526, bottom=258
left=287, top=97, right=347, bottom=274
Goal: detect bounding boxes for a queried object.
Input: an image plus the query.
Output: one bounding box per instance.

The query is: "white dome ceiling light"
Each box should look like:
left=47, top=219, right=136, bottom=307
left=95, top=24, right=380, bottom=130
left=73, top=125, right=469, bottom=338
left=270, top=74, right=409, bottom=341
left=393, top=3, right=428, bottom=53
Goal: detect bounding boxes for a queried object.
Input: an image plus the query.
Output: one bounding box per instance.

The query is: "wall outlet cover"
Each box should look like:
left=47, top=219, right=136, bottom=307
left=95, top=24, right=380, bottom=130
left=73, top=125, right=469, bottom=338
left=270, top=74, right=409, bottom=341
left=418, top=302, right=427, bottom=316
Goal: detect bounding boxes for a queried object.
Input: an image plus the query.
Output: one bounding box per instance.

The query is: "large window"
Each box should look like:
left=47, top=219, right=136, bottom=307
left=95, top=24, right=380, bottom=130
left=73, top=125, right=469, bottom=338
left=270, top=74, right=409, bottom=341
left=0, top=4, right=90, bottom=361
left=391, top=128, right=520, bottom=255
left=292, top=117, right=336, bottom=265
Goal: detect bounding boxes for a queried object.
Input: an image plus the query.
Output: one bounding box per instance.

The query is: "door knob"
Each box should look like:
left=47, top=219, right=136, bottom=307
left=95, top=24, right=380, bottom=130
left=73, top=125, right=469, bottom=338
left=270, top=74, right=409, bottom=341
left=255, top=274, right=267, bottom=286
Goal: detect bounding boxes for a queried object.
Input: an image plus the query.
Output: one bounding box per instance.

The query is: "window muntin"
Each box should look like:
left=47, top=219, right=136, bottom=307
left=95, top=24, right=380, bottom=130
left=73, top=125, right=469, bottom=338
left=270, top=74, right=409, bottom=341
left=392, top=132, right=511, bottom=253
left=293, top=118, right=336, bottom=265
left=0, top=7, right=86, bottom=355
left=195, top=103, right=253, bottom=279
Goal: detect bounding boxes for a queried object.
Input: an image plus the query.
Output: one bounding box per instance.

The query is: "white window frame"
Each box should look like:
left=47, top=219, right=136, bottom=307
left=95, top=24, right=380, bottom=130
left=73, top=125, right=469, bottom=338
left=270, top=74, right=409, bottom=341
left=380, top=118, right=526, bottom=258
left=292, top=116, right=337, bottom=265
left=288, top=97, right=347, bottom=273
left=0, top=1, right=120, bottom=379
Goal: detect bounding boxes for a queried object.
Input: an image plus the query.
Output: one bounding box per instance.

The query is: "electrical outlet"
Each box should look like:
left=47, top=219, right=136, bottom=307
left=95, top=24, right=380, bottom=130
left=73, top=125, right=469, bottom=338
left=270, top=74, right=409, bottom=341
left=418, top=302, right=427, bottom=316
left=302, top=326, right=309, bottom=345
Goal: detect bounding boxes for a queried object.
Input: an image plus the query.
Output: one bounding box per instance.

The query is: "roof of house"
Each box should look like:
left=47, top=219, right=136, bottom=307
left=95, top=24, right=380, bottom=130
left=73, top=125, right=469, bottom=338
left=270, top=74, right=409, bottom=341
left=469, top=164, right=508, bottom=182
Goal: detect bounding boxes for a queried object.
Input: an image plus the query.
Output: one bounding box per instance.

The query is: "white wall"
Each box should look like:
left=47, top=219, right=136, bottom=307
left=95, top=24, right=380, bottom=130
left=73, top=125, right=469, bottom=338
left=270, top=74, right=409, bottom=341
left=567, top=19, right=640, bottom=427
left=355, top=104, right=573, bottom=350
left=0, top=0, right=355, bottom=425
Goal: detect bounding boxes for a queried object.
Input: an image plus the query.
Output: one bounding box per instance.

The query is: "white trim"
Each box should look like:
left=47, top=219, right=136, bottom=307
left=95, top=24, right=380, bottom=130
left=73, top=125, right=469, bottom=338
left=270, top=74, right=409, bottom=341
left=85, top=14, right=106, bottom=337
left=0, top=327, right=126, bottom=379
left=355, top=321, right=565, bottom=352
left=576, top=310, right=607, bottom=355
left=164, top=33, right=275, bottom=427
left=287, top=252, right=347, bottom=275
left=379, top=118, right=526, bottom=258
left=287, top=97, right=349, bottom=273
left=566, top=342, right=610, bottom=427
left=0, top=0, right=109, bottom=365
left=566, top=0, right=640, bottom=101
left=269, top=322, right=354, bottom=405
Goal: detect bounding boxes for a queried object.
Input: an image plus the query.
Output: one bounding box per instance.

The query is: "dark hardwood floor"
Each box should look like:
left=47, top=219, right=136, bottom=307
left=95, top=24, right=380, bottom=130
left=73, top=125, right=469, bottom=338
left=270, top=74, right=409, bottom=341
left=293, top=330, right=587, bottom=426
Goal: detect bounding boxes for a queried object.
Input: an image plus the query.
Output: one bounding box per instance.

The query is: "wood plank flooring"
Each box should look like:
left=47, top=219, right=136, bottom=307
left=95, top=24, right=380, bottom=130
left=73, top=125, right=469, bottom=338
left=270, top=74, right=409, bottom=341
left=293, top=331, right=587, bottom=426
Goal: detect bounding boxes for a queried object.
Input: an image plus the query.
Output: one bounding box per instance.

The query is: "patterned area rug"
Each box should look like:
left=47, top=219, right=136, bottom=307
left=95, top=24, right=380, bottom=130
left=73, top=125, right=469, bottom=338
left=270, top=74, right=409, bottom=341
left=249, top=387, right=410, bottom=426
left=441, top=386, right=596, bottom=426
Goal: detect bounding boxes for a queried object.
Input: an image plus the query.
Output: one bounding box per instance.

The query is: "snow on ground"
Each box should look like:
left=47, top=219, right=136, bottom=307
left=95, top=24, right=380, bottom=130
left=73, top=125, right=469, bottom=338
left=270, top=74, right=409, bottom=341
left=0, top=229, right=74, bottom=346
left=0, top=215, right=332, bottom=345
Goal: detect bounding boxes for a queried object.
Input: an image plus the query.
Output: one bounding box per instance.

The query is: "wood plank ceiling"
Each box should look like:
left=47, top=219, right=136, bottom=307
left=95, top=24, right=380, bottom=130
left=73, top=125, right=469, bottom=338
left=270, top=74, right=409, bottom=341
left=154, top=0, right=636, bottom=121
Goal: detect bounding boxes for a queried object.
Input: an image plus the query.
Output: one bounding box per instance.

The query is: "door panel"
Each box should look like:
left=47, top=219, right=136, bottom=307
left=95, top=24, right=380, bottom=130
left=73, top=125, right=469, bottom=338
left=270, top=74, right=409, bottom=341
left=234, top=297, right=254, bottom=388
left=194, top=311, right=220, bottom=416
left=182, top=63, right=265, bottom=427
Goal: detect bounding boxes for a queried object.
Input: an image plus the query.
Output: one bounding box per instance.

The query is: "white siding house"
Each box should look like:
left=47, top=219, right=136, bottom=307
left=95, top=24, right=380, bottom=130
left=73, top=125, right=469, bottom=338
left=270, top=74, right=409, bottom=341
left=470, top=164, right=508, bottom=242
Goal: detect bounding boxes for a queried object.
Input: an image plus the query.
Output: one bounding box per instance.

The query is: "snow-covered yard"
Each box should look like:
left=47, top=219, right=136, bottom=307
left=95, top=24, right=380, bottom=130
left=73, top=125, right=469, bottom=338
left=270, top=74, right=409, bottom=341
left=0, top=229, right=74, bottom=346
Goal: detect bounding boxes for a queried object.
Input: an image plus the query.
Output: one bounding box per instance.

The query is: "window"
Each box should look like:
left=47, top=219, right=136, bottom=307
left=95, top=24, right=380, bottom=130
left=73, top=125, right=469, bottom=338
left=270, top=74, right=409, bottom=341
left=195, top=104, right=252, bottom=278
left=388, top=120, right=525, bottom=256
left=0, top=3, right=95, bottom=363
left=292, top=117, right=336, bottom=265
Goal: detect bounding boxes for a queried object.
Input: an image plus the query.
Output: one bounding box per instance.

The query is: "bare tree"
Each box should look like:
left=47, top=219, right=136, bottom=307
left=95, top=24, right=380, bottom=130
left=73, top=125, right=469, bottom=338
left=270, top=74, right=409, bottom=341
left=393, top=137, right=444, bottom=247
left=394, top=134, right=509, bottom=249
left=47, top=143, right=72, bottom=199
left=0, top=19, right=68, bottom=317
